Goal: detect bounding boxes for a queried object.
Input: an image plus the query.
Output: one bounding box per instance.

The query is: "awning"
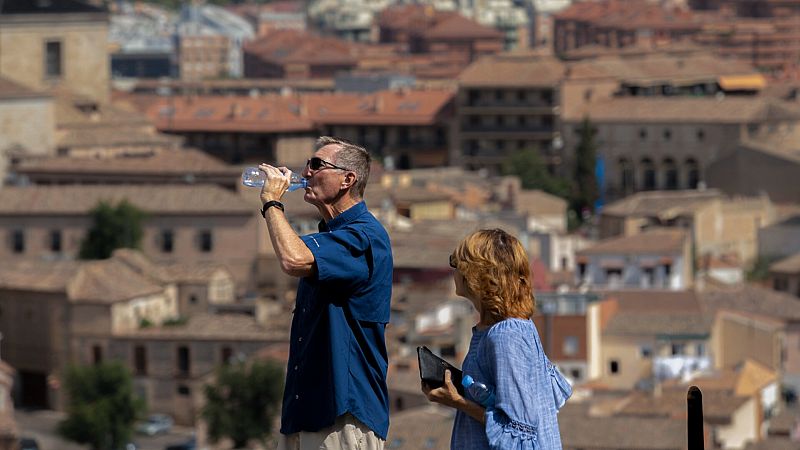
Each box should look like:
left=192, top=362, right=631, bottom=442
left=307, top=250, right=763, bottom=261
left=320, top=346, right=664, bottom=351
left=718, top=74, right=767, bottom=91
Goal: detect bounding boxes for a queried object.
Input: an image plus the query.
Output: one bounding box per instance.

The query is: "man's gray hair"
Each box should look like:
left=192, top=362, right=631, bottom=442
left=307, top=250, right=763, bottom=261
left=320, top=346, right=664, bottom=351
left=315, top=136, right=372, bottom=198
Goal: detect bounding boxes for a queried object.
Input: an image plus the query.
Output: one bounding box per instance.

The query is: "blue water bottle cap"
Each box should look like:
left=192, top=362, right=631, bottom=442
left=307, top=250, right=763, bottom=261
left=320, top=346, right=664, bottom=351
left=462, top=374, right=474, bottom=388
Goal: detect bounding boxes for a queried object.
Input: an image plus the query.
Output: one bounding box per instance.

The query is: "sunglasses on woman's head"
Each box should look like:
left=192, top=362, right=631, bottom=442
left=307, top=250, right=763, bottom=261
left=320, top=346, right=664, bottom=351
left=449, top=253, right=457, bottom=269
left=306, top=157, right=350, bottom=172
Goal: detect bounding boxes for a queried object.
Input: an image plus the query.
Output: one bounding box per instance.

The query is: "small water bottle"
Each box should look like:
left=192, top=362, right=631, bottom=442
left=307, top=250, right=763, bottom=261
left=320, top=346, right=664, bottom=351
left=241, top=166, right=308, bottom=191
left=462, top=375, right=495, bottom=408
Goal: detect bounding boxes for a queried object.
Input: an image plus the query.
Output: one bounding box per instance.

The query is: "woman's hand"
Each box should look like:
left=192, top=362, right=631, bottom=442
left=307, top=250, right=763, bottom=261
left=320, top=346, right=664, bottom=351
left=421, top=369, right=463, bottom=409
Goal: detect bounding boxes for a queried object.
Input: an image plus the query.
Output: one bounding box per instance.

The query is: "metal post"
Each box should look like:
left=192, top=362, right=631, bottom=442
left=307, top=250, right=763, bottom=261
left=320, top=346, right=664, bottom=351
left=688, top=385, right=704, bottom=450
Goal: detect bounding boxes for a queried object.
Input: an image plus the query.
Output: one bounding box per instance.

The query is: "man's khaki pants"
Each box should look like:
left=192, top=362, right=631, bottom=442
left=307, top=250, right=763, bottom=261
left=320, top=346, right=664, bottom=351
left=276, top=414, right=384, bottom=450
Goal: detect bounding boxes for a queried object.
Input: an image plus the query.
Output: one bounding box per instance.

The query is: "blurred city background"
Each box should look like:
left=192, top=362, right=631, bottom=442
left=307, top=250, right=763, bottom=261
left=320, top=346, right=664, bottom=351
left=0, top=0, right=799, bottom=448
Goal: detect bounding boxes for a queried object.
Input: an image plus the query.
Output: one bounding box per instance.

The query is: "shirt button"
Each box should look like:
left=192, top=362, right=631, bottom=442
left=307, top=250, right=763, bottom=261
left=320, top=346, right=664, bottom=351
left=294, top=365, right=298, bottom=371
left=302, top=308, right=306, bottom=313
left=298, top=337, right=303, bottom=342
left=295, top=394, right=299, bottom=400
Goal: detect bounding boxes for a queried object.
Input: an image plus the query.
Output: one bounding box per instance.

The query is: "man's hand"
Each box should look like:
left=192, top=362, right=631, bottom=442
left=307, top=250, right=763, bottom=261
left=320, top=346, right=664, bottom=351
left=421, top=370, right=464, bottom=409
left=259, top=164, right=292, bottom=203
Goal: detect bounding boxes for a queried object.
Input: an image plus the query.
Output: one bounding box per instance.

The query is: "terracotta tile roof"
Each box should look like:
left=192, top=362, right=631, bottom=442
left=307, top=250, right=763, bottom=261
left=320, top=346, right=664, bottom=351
left=556, top=0, right=703, bottom=30
left=69, top=259, right=165, bottom=303
left=558, top=413, right=687, bottom=449
left=459, top=53, right=567, bottom=87
left=700, top=283, right=800, bottom=322
left=619, top=389, right=750, bottom=424
left=119, top=313, right=287, bottom=340
left=566, top=53, right=760, bottom=85
left=602, top=189, right=723, bottom=218
left=578, top=228, right=688, bottom=255
left=384, top=405, right=455, bottom=449
left=422, top=13, right=504, bottom=40
left=565, top=96, right=800, bottom=123
left=244, top=29, right=360, bottom=66
left=0, top=76, right=47, bottom=100
left=0, top=258, right=164, bottom=303
left=771, top=253, right=800, bottom=274
left=111, top=248, right=232, bottom=284
left=598, top=290, right=709, bottom=335
left=0, top=185, right=252, bottom=215
left=139, top=89, right=454, bottom=132
left=15, top=148, right=238, bottom=177
left=514, top=189, right=567, bottom=216
left=744, top=437, right=799, bottom=450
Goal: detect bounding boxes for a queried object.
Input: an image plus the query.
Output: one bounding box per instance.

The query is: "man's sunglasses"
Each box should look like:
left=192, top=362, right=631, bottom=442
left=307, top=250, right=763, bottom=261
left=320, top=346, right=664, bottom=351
left=306, top=157, right=350, bottom=172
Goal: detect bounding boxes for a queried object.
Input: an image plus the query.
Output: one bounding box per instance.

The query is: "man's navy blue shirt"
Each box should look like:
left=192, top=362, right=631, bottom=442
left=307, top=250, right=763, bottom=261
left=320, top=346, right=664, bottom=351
left=280, top=201, right=393, bottom=440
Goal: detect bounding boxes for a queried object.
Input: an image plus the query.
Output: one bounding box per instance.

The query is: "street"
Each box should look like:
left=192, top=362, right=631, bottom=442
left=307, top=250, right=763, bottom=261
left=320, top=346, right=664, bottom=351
left=16, top=409, right=196, bottom=450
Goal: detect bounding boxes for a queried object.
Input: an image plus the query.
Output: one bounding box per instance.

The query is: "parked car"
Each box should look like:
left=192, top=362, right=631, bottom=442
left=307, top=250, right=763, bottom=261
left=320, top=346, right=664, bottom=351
left=136, top=413, right=174, bottom=436
left=164, top=437, right=196, bottom=450
left=19, top=437, right=40, bottom=450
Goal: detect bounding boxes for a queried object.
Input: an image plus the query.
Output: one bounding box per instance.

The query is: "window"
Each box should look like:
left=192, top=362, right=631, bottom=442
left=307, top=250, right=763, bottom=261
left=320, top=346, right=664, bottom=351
left=221, top=346, right=233, bottom=365
left=561, top=257, right=568, bottom=270
left=161, top=230, right=174, bottom=253
left=609, top=360, right=620, bottom=374
left=619, top=157, right=634, bottom=193
left=177, top=346, right=190, bottom=376
left=642, top=267, right=655, bottom=287
left=92, top=345, right=103, bottom=365
left=605, top=268, right=623, bottom=287
left=199, top=230, right=213, bottom=252
left=695, top=343, right=706, bottom=356
left=563, top=336, right=579, bottom=356
left=50, top=230, right=62, bottom=252
left=134, top=345, right=147, bottom=375
left=570, top=368, right=581, bottom=379
left=45, top=40, right=63, bottom=78
left=11, top=230, right=24, bottom=253
left=686, top=158, right=700, bottom=189
left=671, top=343, right=685, bottom=356
left=639, top=128, right=647, bottom=140
left=641, top=158, right=656, bottom=190
left=663, top=158, right=678, bottom=190
left=177, top=385, right=191, bottom=396
left=663, top=129, right=672, bottom=141
left=577, top=263, right=587, bottom=279
left=189, top=295, right=198, bottom=304
left=696, top=129, right=705, bottom=141
left=640, top=345, right=653, bottom=358
left=774, top=277, right=789, bottom=292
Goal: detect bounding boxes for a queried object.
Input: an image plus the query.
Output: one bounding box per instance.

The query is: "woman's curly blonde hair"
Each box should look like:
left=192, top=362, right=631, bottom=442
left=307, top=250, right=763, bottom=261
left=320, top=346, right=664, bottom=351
left=452, top=228, right=535, bottom=325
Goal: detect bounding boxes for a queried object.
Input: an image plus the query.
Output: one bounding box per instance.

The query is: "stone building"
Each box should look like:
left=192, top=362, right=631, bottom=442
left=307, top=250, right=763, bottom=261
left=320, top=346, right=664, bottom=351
left=0, top=0, right=110, bottom=103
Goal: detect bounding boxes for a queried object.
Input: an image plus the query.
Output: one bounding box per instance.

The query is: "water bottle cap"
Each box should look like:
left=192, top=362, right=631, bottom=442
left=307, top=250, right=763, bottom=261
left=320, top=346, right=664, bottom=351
left=461, top=374, right=474, bottom=388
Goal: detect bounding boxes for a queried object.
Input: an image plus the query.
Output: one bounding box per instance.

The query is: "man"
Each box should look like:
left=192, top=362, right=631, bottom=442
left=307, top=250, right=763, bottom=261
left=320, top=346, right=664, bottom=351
left=259, top=137, right=392, bottom=450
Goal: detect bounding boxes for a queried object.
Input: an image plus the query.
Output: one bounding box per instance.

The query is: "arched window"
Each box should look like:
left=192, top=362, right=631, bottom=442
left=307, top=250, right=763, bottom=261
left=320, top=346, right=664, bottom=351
left=641, top=158, right=656, bottom=191
left=685, top=158, right=700, bottom=189
left=619, top=157, right=634, bottom=193
left=663, top=158, right=678, bottom=190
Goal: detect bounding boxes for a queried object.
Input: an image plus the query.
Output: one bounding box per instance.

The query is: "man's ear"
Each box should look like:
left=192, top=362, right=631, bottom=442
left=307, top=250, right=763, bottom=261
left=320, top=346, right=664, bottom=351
left=342, top=172, right=357, bottom=190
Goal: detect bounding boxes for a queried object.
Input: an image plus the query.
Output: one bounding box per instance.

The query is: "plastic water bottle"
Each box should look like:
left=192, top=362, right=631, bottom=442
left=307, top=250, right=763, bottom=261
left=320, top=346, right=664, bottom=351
left=462, top=375, right=495, bottom=407
left=241, top=166, right=307, bottom=191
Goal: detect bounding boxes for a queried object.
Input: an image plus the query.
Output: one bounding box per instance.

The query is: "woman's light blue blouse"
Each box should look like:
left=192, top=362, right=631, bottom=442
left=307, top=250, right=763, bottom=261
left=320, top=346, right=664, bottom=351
left=450, top=319, right=572, bottom=450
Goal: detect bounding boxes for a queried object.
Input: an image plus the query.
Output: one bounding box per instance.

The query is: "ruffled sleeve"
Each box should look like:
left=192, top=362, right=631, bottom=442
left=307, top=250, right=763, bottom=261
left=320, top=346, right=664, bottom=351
left=481, top=319, right=572, bottom=450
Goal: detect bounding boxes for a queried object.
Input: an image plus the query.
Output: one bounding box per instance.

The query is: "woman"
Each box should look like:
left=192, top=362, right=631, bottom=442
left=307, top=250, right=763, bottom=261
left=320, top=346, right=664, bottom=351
left=422, top=228, right=572, bottom=449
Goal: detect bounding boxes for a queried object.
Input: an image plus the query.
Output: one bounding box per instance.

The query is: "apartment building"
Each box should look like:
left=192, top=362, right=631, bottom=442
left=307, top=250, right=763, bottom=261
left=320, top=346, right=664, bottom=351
left=0, top=77, right=54, bottom=185
left=770, top=253, right=800, bottom=299
left=456, top=53, right=566, bottom=174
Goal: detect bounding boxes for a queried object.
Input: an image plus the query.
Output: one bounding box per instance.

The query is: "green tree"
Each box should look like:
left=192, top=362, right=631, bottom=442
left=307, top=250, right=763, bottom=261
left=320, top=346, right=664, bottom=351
left=203, top=360, right=284, bottom=449
left=79, top=200, right=146, bottom=260
left=502, top=147, right=571, bottom=198
left=58, top=362, right=145, bottom=450
left=571, top=117, right=599, bottom=222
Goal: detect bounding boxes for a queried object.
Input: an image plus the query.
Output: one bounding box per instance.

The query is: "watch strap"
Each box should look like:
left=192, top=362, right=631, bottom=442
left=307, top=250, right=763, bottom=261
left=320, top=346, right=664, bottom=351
left=261, top=200, right=285, bottom=217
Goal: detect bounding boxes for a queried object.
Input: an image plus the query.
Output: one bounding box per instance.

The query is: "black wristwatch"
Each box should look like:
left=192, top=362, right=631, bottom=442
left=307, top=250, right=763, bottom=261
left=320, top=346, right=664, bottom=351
left=261, top=200, right=285, bottom=217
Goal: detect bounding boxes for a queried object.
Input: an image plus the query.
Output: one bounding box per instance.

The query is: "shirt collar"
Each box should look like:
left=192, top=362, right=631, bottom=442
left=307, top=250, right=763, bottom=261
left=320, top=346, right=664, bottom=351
left=318, top=201, right=368, bottom=232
